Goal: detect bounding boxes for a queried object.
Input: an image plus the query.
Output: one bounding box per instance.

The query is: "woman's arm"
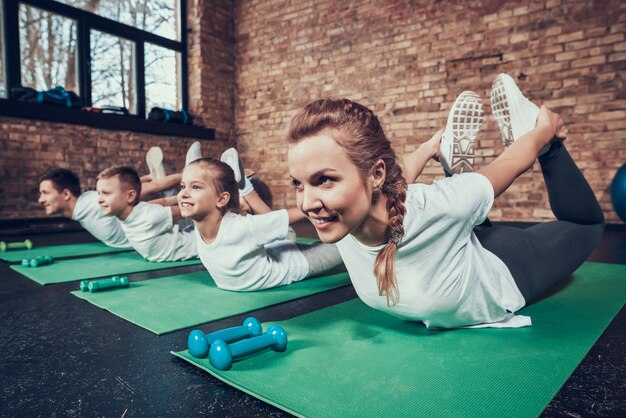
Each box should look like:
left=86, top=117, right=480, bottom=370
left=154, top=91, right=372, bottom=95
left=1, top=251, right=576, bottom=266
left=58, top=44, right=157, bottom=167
left=477, top=106, right=565, bottom=198
left=402, top=129, right=443, bottom=184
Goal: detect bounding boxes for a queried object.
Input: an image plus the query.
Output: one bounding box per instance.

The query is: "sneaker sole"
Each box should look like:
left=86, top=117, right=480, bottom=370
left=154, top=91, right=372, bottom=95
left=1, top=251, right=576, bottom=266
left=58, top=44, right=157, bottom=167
left=221, top=148, right=245, bottom=188
left=490, top=75, right=516, bottom=148
left=490, top=74, right=549, bottom=154
left=443, top=91, right=484, bottom=174
left=146, top=146, right=166, bottom=180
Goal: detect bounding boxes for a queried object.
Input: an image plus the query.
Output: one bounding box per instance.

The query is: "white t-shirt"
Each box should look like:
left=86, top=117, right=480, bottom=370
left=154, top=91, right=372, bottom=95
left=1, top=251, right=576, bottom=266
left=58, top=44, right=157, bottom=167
left=195, top=210, right=310, bottom=291
left=71, top=190, right=131, bottom=248
left=336, top=173, right=529, bottom=329
left=120, top=202, right=197, bottom=262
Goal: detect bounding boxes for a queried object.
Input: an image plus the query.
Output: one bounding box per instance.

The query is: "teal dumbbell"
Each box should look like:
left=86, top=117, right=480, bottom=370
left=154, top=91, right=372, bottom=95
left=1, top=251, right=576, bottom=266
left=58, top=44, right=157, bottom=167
left=0, top=239, right=33, bottom=252
left=80, top=276, right=129, bottom=292
left=188, top=317, right=263, bottom=358
left=21, top=256, right=53, bottom=267
left=209, top=325, right=288, bottom=370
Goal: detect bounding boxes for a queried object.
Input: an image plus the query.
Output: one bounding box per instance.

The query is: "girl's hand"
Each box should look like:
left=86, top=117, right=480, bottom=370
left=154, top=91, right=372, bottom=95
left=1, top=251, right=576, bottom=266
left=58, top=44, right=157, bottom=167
left=536, top=105, right=567, bottom=141
left=423, top=128, right=444, bottom=161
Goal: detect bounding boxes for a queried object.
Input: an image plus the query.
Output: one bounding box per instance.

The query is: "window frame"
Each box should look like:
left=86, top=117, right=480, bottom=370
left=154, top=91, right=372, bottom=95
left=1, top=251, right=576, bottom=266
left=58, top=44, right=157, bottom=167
left=1, top=0, right=214, bottom=140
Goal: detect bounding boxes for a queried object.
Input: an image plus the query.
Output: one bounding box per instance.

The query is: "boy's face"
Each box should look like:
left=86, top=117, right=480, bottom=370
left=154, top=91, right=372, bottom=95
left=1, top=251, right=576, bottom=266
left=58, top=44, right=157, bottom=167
left=96, top=176, right=135, bottom=219
left=38, top=180, right=71, bottom=216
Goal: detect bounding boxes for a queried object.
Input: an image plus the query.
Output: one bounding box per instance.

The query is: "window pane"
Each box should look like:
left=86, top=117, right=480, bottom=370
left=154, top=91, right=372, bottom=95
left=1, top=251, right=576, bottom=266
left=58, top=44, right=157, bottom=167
left=19, top=4, right=78, bottom=93
left=0, top=0, right=5, bottom=98
left=91, top=30, right=135, bottom=113
left=145, top=43, right=181, bottom=111
left=57, top=0, right=180, bottom=41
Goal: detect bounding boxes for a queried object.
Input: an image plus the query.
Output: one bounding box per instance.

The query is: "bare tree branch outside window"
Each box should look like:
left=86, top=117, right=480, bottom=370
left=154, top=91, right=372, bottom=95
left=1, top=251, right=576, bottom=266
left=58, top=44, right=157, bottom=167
left=17, top=0, right=180, bottom=114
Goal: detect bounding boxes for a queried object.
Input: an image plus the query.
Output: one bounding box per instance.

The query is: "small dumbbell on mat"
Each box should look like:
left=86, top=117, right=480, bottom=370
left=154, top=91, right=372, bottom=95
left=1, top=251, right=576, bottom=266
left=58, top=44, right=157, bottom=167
left=79, top=276, right=129, bottom=292
left=209, top=325, right=288, bottom=371
left=0, top=239, right=33, bottom=252
left=188, top=317, right=263, bottom=358
left=21, top=256, right=53, bottom=267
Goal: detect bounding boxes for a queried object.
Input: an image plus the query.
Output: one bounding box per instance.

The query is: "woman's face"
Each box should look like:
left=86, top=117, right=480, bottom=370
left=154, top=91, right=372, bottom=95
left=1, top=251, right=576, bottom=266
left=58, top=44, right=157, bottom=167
left=288, top=134, right=374, bottom=244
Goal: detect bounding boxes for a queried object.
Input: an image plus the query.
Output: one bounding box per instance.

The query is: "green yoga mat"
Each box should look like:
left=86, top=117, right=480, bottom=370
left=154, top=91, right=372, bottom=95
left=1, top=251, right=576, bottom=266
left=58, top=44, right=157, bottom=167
left=0, top=242, right=132, bottom=263
left=11, top=252, right=200, bottom=285
left=72, top=270, right=351, bottom=334
left=173, top=262, right=626, bottom=418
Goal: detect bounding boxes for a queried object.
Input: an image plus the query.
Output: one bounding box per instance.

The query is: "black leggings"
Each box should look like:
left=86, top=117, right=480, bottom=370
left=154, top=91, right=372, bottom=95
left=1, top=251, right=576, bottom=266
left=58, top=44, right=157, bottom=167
left=474, top=141, right=605, bottom=304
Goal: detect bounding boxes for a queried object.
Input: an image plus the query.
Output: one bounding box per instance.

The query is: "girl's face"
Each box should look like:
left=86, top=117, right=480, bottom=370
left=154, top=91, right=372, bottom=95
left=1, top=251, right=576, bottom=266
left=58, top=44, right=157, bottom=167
left=288, top=134, right=374, bottom=244
left=178, top=164, right=226, bottom=221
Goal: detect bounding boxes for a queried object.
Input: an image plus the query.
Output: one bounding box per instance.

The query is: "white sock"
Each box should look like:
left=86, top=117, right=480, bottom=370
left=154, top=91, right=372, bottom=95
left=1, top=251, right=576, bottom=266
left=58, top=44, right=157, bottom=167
left=146, top=146, right=166, bottom=180
left=240, top=177, right=255, bottom=197
left=185, top=141, right=202, bottom=166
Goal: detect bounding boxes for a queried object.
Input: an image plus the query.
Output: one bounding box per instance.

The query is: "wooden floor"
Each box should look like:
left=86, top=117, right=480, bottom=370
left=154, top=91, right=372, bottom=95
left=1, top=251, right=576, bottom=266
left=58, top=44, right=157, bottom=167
left=0, top=221, right=624, bottom=417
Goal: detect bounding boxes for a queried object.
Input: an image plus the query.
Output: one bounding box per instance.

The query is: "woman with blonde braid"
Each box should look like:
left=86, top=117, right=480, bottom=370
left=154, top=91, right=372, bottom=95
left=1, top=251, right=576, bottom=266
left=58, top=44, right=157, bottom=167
left=287, top=76, right=604, bottom=328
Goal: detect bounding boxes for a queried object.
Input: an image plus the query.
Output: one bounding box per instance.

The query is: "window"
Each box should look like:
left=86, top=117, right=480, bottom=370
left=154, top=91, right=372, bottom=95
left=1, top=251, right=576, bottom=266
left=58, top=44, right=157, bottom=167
left=19, top=3, right=77, bottom=92
left=90, top=29, right=135, bottom=112
left=2, top=0, right=189, bottom=117
left=56, top=0, right=180, bottom=41
left=145, top=43, right=181, bottom=110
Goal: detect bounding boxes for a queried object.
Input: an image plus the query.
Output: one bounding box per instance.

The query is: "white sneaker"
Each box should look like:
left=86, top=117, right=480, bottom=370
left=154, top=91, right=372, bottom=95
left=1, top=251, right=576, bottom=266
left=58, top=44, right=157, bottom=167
left=220, top=148, right=245, bottom=187
left=490, top=73, right=550, bottom=155
left=220, top=148, right=255, bottom=196
left=185, top=141, right=202, bottom=166
left=439, top=91, right=484, bottom=174
left=146, top=146, right=166, bottom=180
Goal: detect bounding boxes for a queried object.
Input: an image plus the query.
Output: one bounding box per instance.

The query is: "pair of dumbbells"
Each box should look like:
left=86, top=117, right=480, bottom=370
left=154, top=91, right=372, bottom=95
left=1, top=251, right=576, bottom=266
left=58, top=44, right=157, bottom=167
left=21, top=255, right=53, bottom=267
left=187, top=317, right=288, bottom=371
left=1, top=239, right=33, bottom=252
left=80, top=276, right=130, bottom=292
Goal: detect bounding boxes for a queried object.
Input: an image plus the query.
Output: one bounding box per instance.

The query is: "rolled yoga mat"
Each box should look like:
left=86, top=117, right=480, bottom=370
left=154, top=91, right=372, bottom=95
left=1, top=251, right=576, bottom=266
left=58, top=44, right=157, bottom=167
left=72, top=270, right=351, bottom=334
left=0, top=242, right=132, bottom=263
left=10, top=251, right=201, bottom=285
left=172, top=262, right=626, bottom=418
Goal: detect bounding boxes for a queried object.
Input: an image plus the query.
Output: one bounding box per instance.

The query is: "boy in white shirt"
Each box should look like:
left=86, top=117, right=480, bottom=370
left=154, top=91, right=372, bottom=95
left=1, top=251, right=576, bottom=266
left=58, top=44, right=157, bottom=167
left=96, top=166, right=197, bottom=262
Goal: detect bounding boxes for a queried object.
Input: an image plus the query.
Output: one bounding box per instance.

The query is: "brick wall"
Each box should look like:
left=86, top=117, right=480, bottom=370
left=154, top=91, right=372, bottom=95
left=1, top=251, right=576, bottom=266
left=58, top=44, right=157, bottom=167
left=233, top=0, right=626, bottom=223
left=0, top=0, right=235, bottom=220
left=2, top=0, right=625, bottom=223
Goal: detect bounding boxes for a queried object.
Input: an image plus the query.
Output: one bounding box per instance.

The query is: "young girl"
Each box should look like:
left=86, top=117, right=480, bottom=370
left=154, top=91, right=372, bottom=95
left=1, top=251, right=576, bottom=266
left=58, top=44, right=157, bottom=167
left=286, top=74, right=604, bottom=328
left=178, top=157, right=344, bottom=291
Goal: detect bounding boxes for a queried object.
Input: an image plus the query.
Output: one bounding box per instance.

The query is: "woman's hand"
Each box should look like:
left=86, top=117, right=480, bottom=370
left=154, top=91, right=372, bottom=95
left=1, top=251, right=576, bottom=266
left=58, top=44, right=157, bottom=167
left=536, top=105, right=567, bottom=142
left=423, top=128, right=444, bottom=161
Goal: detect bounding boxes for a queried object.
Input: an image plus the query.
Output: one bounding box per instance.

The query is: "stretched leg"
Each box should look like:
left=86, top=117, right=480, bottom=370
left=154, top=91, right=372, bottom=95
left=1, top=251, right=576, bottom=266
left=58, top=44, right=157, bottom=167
left=538, top=141, right=604, bottom=225
left=480, top=74, right=605, bottom=303
left=476, top=143, right=604, bottom=303
left=475, top=221, right=603, bottom=303
left=296, top=242, right=346, bottom=278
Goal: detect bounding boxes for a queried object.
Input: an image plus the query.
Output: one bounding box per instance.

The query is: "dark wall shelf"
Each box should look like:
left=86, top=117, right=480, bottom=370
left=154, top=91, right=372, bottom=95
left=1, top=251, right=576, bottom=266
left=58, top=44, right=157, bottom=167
left=0, top=98, right=215, bottom=140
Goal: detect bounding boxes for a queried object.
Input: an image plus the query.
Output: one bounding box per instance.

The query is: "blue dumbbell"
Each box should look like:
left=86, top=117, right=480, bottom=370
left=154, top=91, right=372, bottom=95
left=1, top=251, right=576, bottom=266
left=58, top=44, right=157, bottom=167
left=209, top=325, right=288, bottom=371
left=188, top=317, right=263, bottom=358
left=80, top=276, right=129, bottom=292
left=22, top=256, right=53, bottom=267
